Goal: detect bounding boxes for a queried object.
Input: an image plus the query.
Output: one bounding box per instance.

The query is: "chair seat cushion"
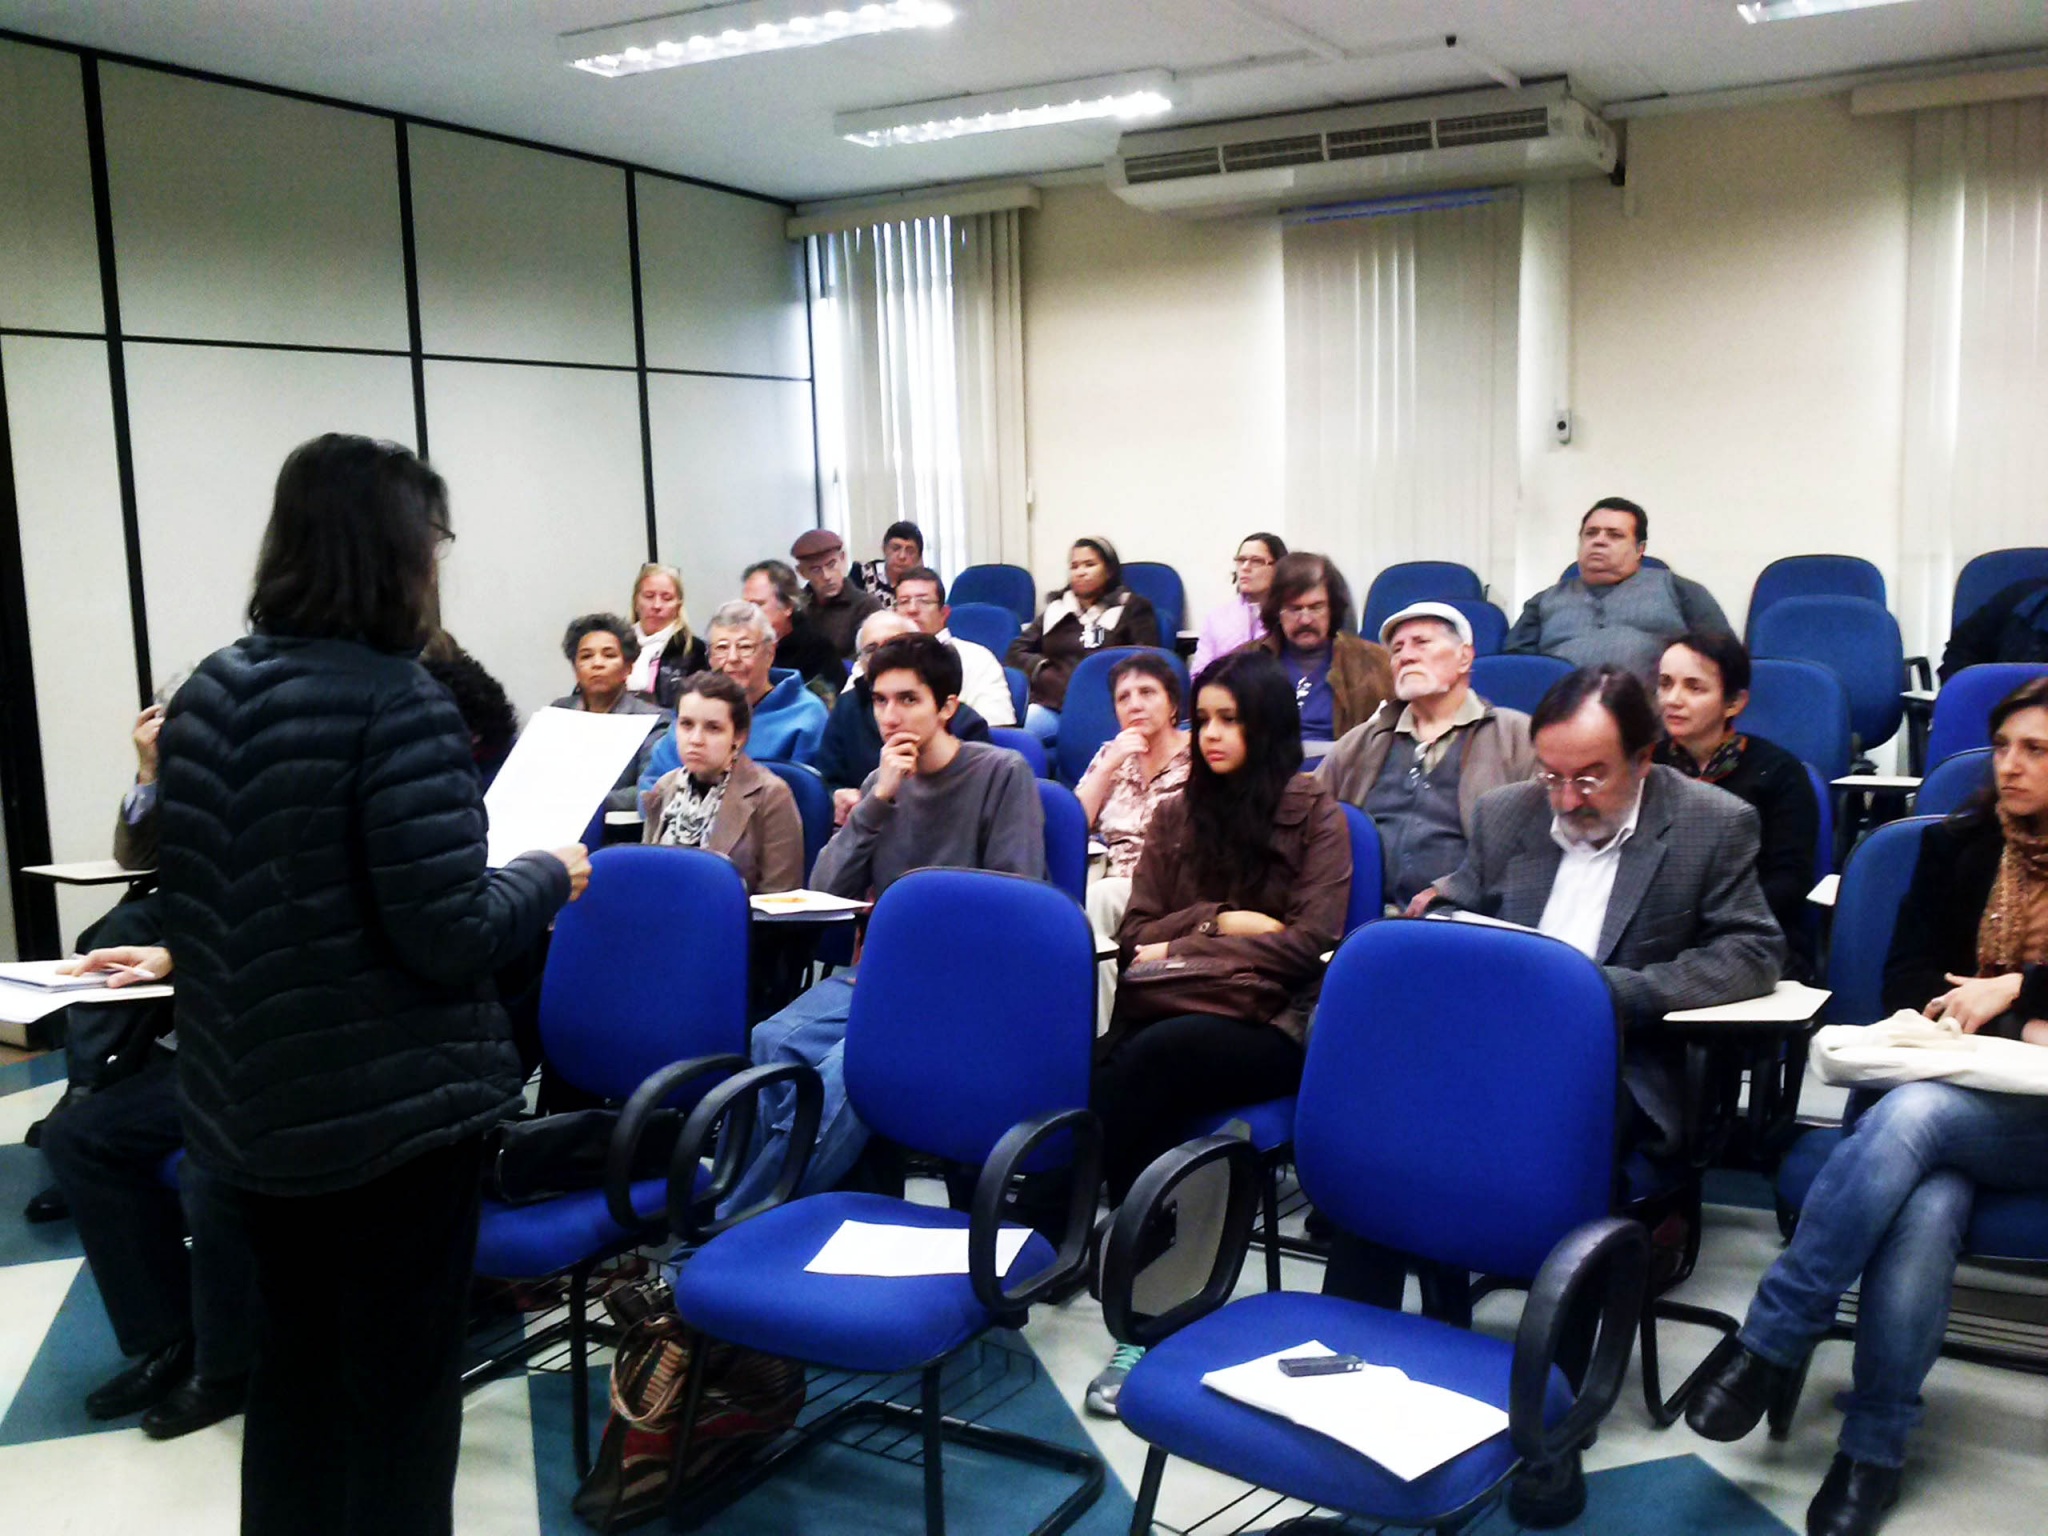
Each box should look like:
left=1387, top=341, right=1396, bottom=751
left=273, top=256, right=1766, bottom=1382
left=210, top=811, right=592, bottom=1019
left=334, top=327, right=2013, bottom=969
left=474, top=1178, right=668, bottom=1279
left=1189, top=1097, right=1296, bottom=1155
left=1777, top=1126, right=2048, bottom=1262
left=1119, top=1289, right=1569, bottom=1528
left=674, top=1192, right=1055, bottom=1375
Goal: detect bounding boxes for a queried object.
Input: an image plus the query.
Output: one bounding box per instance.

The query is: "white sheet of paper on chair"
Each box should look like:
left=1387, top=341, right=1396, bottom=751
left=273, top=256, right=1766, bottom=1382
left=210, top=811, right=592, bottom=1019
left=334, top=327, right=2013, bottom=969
left=804, top=1220, right=1033, bottom=1278
left=1200, top=1341, right=1509, bottom=1483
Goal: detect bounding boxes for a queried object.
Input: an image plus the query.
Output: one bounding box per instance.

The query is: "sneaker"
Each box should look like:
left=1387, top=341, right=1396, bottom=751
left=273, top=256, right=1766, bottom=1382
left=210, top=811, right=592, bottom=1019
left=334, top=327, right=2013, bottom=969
left=1085, top=1343, right=1145, bottom=1419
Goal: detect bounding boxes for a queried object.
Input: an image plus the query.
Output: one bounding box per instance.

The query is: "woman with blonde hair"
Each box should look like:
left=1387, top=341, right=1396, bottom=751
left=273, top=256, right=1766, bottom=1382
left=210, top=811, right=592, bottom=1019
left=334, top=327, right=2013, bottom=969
left=627, top=561, right=707, bottom=705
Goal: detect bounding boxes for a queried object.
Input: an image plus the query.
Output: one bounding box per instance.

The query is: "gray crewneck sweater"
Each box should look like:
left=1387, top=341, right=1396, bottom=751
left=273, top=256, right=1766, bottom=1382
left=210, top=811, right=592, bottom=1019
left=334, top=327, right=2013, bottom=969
left=813, top=741, right=1045, bottom=897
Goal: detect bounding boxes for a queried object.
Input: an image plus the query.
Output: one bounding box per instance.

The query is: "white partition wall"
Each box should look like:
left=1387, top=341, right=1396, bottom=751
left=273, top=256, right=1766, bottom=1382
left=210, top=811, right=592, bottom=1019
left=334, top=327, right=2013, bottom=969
left=0, top=41, right=100, bottom=332
left=637, top=174, right=809, bottom=379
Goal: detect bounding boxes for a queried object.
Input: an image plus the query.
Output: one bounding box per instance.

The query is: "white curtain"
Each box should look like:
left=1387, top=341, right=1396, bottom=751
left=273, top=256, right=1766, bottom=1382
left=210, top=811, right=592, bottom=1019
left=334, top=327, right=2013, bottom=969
left=1282, top=190, right=1521, bottom=599
left=808, top=210, right=1028, bottom=580
left=1900, top=98, right=2048, bottom=658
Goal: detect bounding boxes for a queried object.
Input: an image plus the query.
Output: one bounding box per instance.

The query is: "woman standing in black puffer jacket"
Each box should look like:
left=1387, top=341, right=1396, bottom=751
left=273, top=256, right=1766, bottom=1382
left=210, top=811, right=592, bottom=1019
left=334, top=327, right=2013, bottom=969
left=155, top=434, right=588, bottom=1536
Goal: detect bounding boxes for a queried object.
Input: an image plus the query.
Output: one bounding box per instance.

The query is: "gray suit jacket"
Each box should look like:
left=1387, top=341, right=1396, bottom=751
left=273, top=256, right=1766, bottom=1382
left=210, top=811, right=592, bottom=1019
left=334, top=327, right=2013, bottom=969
left=1432, top=765, right=1785, bottom=1143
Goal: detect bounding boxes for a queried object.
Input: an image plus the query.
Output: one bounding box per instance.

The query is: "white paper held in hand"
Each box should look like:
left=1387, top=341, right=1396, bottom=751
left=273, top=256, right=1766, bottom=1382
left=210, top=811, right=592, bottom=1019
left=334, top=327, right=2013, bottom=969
left=1200, top=1341, right=1509, bottom=1483
left=482, top=707, right=659, bottom=868
left=805, top=1220, right=1033, bottom=1278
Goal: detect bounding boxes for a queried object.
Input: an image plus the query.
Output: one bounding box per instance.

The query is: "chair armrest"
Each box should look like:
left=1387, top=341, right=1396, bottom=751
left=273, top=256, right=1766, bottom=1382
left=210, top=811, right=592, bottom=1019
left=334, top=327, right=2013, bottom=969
left=1101, top=1134, right=1263, bottom=1351
left=1906, top=656, right=1933, bottom=693
left=665, top=1062, right=823, bottom=1244
left=968, top=1108, right=1103, bottom=1316
left=601, top=1054, right=749, bottom=1232
left=1509, top=1216, right=1649, bottom=1464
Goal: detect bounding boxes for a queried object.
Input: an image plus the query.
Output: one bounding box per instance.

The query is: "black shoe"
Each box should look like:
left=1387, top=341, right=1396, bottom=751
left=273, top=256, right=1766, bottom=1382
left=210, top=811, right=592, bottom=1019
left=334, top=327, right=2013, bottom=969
left=1807, top=1453, right=1901, bottom=1536
left=1507, top=1448, right=1586, bottom=1529
left=1684, top=1340, right=1802, bottom=1443
left=22, top=1185, right=69, bottom=1224
left=84, top=1337, right=194, bottom=1420
left=140, top=1371, right=248, bottom=1440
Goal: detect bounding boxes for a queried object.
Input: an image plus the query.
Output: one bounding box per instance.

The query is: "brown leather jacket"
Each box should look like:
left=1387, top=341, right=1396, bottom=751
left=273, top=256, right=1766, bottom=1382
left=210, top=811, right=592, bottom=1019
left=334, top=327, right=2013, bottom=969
left=1244, top=630, right=1394, bottom=740
left=640, top=752, right=804, bottom=894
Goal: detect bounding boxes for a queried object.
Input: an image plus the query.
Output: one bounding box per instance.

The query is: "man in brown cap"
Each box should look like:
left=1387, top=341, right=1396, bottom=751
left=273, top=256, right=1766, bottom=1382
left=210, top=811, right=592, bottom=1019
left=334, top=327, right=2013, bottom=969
left=791, top=528, right=882, bottom=660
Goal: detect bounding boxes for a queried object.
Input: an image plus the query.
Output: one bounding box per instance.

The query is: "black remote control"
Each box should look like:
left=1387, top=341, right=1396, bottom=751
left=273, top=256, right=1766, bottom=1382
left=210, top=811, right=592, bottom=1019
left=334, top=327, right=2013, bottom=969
left=1277, top=1354, right=1364, bottom=1377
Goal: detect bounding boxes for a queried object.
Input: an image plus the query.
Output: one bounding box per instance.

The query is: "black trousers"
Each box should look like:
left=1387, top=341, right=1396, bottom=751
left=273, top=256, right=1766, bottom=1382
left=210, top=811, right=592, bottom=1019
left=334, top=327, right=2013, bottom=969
left=39, top=1047, right=255, bottom=1379
left=61, top=897, right=169, bottom=1092
left=1093, top=1012, right=1304, bottom=1205
left=231, top=1136, right=486, bottom=1536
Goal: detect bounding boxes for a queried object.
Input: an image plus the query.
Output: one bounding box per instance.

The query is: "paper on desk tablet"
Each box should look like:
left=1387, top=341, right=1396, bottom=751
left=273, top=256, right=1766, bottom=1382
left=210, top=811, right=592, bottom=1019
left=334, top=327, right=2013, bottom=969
left=1424, top=910, right=1538, bottom=935
left=0, top=960, right=127, bottom=993
left=482, top=707, right=657, bottom=868
left=749, top=890, right=870, bottom=915
left=0, top=967, right=174, bottom=1025
left=805, top=1220, right=1032, bottom=1278
left=1201, top=1341, right=1508, bottom=1483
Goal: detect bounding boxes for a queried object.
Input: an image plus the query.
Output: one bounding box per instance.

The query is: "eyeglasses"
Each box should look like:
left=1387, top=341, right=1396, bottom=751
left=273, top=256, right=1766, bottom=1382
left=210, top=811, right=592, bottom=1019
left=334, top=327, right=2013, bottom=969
left=709, top=640, right=761, bottom=660
left=894, top=594, right=942, bottom=611
left=1279, top=601, right=1329, bottom=622
left=1535, top=769, right=1613, bottom=797
left=1234, top=554, right=1273, bottom=568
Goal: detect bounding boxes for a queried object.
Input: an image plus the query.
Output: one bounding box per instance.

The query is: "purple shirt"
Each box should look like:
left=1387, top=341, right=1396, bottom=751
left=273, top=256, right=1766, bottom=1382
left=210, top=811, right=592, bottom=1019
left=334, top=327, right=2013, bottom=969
left=1191, top=597, right=1266, bottom=675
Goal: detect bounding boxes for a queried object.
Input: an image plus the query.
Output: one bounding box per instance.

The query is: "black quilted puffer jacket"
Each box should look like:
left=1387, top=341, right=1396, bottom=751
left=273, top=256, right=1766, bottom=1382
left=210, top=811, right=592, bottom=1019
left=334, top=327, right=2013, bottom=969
left=158, top=634, right=569, bottom=1196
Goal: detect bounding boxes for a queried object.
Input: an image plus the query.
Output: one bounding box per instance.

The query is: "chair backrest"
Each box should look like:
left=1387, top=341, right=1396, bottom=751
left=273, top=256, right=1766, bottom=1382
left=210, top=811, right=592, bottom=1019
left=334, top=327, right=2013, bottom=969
left=844, top=870, right=1095, bottom=1169
left=1121, top=562, right=1185, bottom=640
left=1338, top=804, right=1383, bottom=935
left=1361, top=561, right=1485, bottom=642
left=987, top=725, right=1049, bottom=779
left=1955, top=548, right=2048, bottom=630
left=1446, top=598, right=1509, bottom=656
left=945, top=601, right=1020, bottom=659
left=1055, top=646, right=1192, bottom=786
left=537, top=846, right=751, bottom=1099
left=762, top=759, right=832, bottom=880
left=1803, top=760, right=1835, bottom=882
left=1296, top=922, right=1619, bottom=1282
left=1469, top=653, right=1573, bottom=717
left=1742, top=658, right=1854, bottom=782
left=1827, top=816, right=1938, bottom=1027
left=1926, top=663, right=2048, bottom=775
left=1751, top=595, right=1906, bottom=752
left=950, top=563, right=1038, bottom=626
left=1003, top=665, right=1028, bottom=722
left=1746, top=555, right=1886, bottom=642
left=1037, top=780, right=1089, bottom=902
left=1917, top=746, right=1994, bottom=819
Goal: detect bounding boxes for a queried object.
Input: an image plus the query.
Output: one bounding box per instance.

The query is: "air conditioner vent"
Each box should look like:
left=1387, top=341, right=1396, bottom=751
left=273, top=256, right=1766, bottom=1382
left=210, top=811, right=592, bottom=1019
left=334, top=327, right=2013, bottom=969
left=1220, top=134, right=1326, bottom=173
left=1120, top=146, right=1225, bottom=184
left=1326, top=120, right=1435, bottom=160
left=1433, top=107, right=1550, bottom=148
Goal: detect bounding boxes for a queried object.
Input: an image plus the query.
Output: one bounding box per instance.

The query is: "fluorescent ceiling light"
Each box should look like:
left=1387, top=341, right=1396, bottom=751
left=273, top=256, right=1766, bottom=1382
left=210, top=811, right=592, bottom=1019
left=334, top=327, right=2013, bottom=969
left=838, top=70, right=1178, bottom=148
left=1736, top=0, right=1916, bottom=21
left=568, top=0, right=952, bottom=77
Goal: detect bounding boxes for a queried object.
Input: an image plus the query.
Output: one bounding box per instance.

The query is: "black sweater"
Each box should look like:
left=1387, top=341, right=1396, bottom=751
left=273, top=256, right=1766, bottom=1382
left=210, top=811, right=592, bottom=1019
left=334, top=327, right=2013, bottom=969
left=1883, top=809, right=2048, bottom=1022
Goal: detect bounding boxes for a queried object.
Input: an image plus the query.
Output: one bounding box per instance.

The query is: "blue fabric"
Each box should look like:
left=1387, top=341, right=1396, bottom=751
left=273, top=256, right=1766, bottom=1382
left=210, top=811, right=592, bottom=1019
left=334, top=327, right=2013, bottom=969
left=1747, top=556, right=1887, bottom=642
left=763, top=760, right=832, bottom=880
left=1297, top=923, right=1616, bottom=1282
left=1188, top=1096, right=1295, bottom=1154
left=1926, top=664, right=2048, bottom=774
left=639, top=670, right=825, bottom=789
left=475, top=1179, right=668, bottom=1280
left=1037, top=781, right=1089, bottom=903
left=950, top=565, right=1039, bottom=627
left=1826, top=818, right=1936, bottom=1027
left=987, top=726, right=1049, bottom=779
left=1285, top=650, right=1335, bottom=743
left=1917, top=748, right=1994, bottom=819
left=1119, top=1289, right=1570, bottom=1527
left=945, top=602, right=1022, bottom=658
left=1745, top=659, right=1855, bottom=782
left=1122, top=563, right=1185, bottom=642
left=1025, top=703, right=1060, bottom=745
left=1053, top=648, right=1191, bottom=786
left=1004, top=667, right=1028, bottom=723
left=675, top=1192, right=1055, bottom=1373
left=1467, top=654, right=1573, bottom=718
left=721, top=975, right=868, bottom=1217
left=1804, top=762, right=1835, bottom=881
left=1780, top=1129, right=2048, bottom=1266
left=1752, top=596, right=1907, bottom=752
left=1340, top=804, right=1383, bottom=935
left=1447, top=599, right=1508, bottom=656
left=1361, top=562, right=1486, bottom=643
left=1954, top=548, right=2048, bottom=630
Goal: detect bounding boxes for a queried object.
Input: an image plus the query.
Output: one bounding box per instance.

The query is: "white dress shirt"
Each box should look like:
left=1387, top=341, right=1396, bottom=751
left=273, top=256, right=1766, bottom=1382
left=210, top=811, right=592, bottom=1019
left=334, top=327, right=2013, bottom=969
left=939, top=630, right=1017, bottom=727
left=1537, top=787, right=1644, bottom=960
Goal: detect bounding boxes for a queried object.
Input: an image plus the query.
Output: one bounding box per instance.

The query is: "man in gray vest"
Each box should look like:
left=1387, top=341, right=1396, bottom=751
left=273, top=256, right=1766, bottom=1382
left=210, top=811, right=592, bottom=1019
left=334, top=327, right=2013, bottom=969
left=1320, top=601, right=1536, bottom=910
left=1504, top=497, right=1730, bottom=680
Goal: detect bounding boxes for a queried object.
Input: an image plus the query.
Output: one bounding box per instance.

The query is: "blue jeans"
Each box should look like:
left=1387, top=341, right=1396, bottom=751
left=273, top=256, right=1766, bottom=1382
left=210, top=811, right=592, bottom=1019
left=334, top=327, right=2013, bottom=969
left=718, top=974, right=870, bottom=1217
left=1741, top=1081, right=2048, bottom=1466
left=1024, top=703, right=1061, bottom=745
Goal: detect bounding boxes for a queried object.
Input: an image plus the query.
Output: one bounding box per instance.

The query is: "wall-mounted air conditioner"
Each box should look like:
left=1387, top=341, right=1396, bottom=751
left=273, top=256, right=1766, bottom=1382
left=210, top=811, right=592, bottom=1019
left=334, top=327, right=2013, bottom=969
left=1106, top=82, right=1617, bottom=218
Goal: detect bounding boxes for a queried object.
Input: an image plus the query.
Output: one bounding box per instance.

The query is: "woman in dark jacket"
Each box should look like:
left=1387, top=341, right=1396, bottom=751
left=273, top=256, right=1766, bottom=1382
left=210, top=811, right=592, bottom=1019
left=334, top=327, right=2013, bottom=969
left=1085, top=648, right=1351, bottom=1418
left=1005, top=536, right=1161, bottom=743
left=1654, top=630, right=1822, bottom=977
left=1687, top=678, right=2048, bottom=1536
left=154, top=435, right=586, bottom=1536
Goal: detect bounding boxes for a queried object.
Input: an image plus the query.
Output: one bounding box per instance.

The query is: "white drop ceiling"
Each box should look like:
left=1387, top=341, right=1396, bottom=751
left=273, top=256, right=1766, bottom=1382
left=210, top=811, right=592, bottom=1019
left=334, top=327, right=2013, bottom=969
left=2, top=0, right=2044, bottom=204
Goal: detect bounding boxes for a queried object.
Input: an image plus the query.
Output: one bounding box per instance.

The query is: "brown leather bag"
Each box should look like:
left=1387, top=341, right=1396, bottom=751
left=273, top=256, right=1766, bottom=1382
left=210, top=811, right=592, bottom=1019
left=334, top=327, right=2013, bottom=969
left=1116, top=954, right=1290, bottom=1027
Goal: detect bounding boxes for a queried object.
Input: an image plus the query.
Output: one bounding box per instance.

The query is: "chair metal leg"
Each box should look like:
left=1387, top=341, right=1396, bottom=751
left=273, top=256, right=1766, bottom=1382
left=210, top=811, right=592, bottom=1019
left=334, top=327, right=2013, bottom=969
left=569, top=1258, right=593, bottom=1480
left=662, top=1327, right=715, bottom=1520
left=922, top=1365, right=947, bottom=1536
left=1130, top=1445, right=1168, bottom=1536
left=1640, top=1297, right=1740, bottom=1427
left=1260, top=1161, right=1283, bottom=1292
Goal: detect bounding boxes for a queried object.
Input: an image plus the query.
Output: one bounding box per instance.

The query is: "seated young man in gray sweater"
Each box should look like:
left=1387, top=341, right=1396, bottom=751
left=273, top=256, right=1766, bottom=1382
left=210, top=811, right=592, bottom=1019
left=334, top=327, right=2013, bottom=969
left=719, top=633, right=1046, bottom=1213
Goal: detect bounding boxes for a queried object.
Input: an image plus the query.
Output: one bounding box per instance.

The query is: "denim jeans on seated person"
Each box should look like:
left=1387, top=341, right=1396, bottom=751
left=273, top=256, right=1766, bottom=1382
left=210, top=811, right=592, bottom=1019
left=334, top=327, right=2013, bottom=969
left=1024, top=704, right=1061, bottom=745
left=1741, top=1080, right=2048, bottom=1468
left=717, top=974, right=870, bottom=1218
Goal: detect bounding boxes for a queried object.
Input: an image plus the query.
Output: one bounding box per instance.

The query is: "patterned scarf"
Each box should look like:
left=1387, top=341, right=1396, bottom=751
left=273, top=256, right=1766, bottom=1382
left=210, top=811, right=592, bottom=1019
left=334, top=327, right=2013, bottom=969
left=654, top=768, right=729, bottom=850
left=1977, top=808, right=2048, bottom=974
left=1666, top=733, right=1746, bottom=784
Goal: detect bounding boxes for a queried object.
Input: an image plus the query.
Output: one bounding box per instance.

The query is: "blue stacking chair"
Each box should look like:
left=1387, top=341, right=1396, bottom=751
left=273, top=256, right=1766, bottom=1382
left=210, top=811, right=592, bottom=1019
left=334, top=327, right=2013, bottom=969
left=1746, top=555, right=1886, bottom=642
left=1122, top=561, right=1185, bottom=641
left=1003, top=665, right=1028, bottom=723
left=1470, top=653, right=1572, bottom=717
left=1954, top=547, right=2048, bottom=630
left=1055, top=646, right=1190, bottom=787
left=665, top=871, right=1105, bottom=1533
left=1362, top=561, right=1485, bottom=642
left=988, top=724, right=1050, bottom=779
left=1447, top=598, right=1509, bottom=656
left=1106, top=921, right=1647, bottom=1533
left=1037, top=779, right=1089, bottom=903
left=1917, top=746, right=1993, bottom=817
left=950, top=563, right=1037, bottom=626
left=1925, top=663, right=2048, bottom=774
left=1752, top=595, right=1907, bottom=757
left=1744, top=659, right=1854, bottom=783
left=762, top=758, right=832, bottom=880
left=470, top=847, right=751, bottom=1476
left=944, top=600, right=1019, bottom=659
